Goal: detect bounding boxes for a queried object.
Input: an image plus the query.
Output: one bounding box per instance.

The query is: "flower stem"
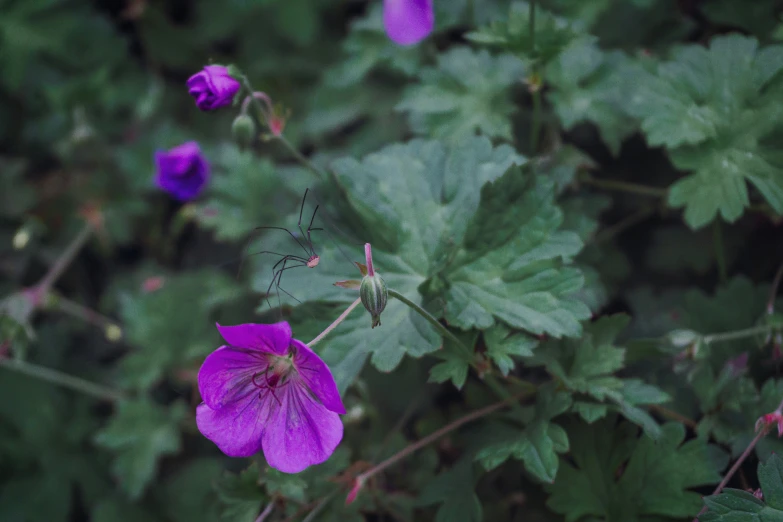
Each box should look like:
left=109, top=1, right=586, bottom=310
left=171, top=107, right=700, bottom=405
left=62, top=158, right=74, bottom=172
left=0, top=356, right=125, bottom=401
left=349, top=390, right=533, bottom=502
left=594, top=205, right=657, bottom=244
left=50, top=293, right=122, bottom=338
left=768, top=261, right=783, bottom=314
left=703, top=325, right=772, bottom=344
left=387, top=289, right=471, bottom=357
left=255, top=502, right=275, bottom=522
left=693, top=394, right=783, bottom=520
left=37, top=223, right=94, bottom=296
left=308, top=297, right=362, bottom=348
left=578, top=174, right=668, bottom=198
left=528, top=0, right=541, bottom=155
left=274, top=135, right=324, bottom=181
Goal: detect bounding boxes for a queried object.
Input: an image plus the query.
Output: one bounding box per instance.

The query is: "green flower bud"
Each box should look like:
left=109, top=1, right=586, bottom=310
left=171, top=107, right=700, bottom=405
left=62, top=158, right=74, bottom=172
left=231, top=114, right=256, bottom=150
left=360, top=243, right=387, bottom=328
left=360, top=274, right=387, bottom=328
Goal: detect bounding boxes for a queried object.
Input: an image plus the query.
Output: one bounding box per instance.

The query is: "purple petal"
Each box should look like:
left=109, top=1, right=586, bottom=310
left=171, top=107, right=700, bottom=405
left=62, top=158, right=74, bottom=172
left=383, top=0, right=434, bottom=46
left=216, top=322, right=291, bottom=355
left=198, top=346, right=268, bottom=410
left=196, top=399, right=267, bottom=457
left=291, top=339, right=345, bottom=414
left=261, top=380, right=343, bottom=473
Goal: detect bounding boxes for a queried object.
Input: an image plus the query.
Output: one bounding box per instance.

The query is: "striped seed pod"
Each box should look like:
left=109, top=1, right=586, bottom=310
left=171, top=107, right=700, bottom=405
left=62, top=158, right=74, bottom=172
left=360, top=273, right=387, bottom=328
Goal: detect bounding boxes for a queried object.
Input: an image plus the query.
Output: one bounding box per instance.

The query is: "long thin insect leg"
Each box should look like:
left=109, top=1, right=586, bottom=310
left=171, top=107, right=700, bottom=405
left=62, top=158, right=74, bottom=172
left=251, top=226, right=312, bottom=258
left=235, top=251, right=308, bottom=280
left=298, top=188, right=309, bottom=229
left=303, top=204, right=320, bottom=257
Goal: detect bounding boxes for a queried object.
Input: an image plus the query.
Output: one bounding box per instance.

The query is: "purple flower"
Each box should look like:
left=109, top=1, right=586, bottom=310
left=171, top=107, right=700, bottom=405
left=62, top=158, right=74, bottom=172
left=154, top=141, right=209, bottom=201
left=196, top=322, right=345, bottom=473
left=187, top=65, right=241, bottom=111
left=383, top=0, right=434, bottom=46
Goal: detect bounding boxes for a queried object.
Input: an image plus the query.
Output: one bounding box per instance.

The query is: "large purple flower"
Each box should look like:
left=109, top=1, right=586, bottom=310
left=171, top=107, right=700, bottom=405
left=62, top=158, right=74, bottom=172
left=196, top=322, right=346, bottom=473
left=154, top=141, right=209, bottom=201
left=187, top=65, right=241, bottom=111
left=383, top=0, right=434, bottom=46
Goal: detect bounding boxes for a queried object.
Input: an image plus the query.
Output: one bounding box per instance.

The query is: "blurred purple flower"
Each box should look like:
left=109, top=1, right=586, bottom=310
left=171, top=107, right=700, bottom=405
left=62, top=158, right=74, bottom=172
left=384, top=0, right=434, bottom=46
left=196, top=322, right=345, bottom=473
left=154, top=141, right=209, bottom=201
left=187, top=65, right=241, bottom=111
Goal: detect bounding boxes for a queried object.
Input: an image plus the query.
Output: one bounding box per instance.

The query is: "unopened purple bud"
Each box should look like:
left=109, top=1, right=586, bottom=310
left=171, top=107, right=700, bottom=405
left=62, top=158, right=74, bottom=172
left=187, top=65, right=241, bottom=111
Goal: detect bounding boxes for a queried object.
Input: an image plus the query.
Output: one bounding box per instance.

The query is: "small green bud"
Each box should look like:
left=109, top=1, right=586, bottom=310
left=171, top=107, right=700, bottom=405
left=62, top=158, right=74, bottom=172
left=231, top=114, right=256, bottom=150
left=360, top=273, right=387, bottom=328
left=359, top=243, right=387, bottom=328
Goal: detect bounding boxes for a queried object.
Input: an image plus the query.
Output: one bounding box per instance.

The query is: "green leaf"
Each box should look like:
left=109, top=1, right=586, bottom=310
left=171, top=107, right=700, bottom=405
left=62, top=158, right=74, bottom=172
left=117, top=270, right=240, bottom=390
left=94, top=399, right=187, bottom=499
left=214, top=464, right=266, bottom=522
left=396, top=48, right=525, bottom=141
left=546, top=39, right=637, bottom=155
left=627, top=34, right=783, bottom=228
left=526, top=315, right=670, bottom=437
left=475, top=385, right=570, bottom=482
left=252, top=137, right=588, bottom=390
left=419, top=458, right=482, bottom=522
left=701, top=454, right=783, bottom=520
left=466, top=1, right=579, bottom=66
left=547, top=419, right=727, bottom=522
left=483, top=324, right=538, bottom=376
left=197, top=147, right=286, bottom=242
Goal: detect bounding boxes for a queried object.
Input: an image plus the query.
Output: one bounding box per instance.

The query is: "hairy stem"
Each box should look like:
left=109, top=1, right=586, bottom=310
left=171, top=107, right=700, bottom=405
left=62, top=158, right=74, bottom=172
left=51, top=293, right=121, bottom=335
left=768, top=261, right=783, bottom=314
left=528, top=0, right=541, bottom=155
left=308, top=297, right=362, bottom=348
left=578, top=175, right=668, bottom=198
left=37, top=223, right=94, bottom=296
left=275, top=135, right=324, bottom=181
left=0, top=357, right=125, bottom=401
left=703, top=325, right=772, bottom=344
left=387, top=289, right=471, bottom=357
left=255, top=502, right=275, bottom=522
left=594, top=206, right=657, bottom=244
left=350, top=390, right=532, bottom=499
left=694, top=395, right=783, bottom=520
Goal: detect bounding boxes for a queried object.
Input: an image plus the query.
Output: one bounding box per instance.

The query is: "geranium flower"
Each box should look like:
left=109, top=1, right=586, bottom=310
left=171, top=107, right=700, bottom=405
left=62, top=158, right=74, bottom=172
left=383, top=0, right=434, bottom=46
left=196, top=322, right=345, bottom=473
left=187, top=65, right=241, bottom=111
left=154, top=141, right=209, bottom=201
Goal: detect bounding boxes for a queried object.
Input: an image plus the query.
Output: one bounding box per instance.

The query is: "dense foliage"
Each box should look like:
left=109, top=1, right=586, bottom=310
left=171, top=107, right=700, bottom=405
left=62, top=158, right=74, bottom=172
left=2, top=0, right=783, bottom=521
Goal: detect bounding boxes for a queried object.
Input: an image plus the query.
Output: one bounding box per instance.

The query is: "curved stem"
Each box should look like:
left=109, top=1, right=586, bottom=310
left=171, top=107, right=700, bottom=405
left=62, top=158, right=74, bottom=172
left=768, top=261, right=783, bottom=314
left=275, top=135, right=324, bottom=181
left=0, top=357, right=125, bottom=401
left=578, top=174, right=668, bottom=198
left=255, top=502, right=275, bottom=522
left=350, top=390, right=533, bottom=500
left=703, top=325, right=771, bottom=344
left=38, top=223, right=94, bottom=296
left=387, top=289, right=471, bottom=357
left=308, top=297, right=362, bottom=348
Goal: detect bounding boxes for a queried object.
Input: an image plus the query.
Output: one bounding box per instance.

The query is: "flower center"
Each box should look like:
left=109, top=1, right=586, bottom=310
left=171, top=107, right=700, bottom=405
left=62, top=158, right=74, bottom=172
left=250, top=353, right=296, bottom=405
